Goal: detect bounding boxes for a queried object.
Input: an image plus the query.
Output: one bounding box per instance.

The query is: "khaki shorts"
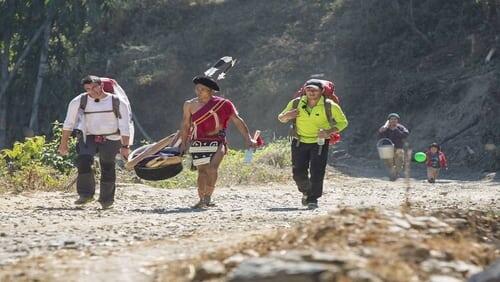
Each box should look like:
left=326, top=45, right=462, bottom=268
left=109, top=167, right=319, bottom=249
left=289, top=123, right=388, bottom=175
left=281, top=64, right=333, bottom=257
left=427, top=167, right=440, bottom=180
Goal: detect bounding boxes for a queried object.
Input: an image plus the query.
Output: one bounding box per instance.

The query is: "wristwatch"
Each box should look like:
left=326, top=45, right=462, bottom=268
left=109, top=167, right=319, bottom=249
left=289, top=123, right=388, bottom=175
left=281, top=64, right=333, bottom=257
left=121, top=145, right=130, bottom=149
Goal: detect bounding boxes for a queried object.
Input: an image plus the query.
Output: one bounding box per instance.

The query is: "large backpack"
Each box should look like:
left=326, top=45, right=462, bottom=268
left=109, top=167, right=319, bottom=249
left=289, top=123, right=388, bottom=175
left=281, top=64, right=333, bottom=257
left=78, top=77, right=135, bottom=144
left=290, top=79, right=341, bottom=145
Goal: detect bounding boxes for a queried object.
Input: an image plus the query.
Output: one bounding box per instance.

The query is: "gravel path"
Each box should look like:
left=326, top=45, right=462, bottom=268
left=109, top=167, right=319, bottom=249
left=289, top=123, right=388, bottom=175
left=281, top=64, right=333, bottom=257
left=0, top=163, right=498, bottom=281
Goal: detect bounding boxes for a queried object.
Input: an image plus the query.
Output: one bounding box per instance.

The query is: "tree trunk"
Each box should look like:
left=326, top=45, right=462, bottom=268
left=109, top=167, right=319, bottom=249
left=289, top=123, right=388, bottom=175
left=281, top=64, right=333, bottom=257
left=0, top=36, right=11, bottom=148
left=0, top=22, right=47, bottom=105
left=0, top=38, right=9, bottom=85
left=29, top=20, right=52, bottom=133
left=0, top=97, right=7, bottom=148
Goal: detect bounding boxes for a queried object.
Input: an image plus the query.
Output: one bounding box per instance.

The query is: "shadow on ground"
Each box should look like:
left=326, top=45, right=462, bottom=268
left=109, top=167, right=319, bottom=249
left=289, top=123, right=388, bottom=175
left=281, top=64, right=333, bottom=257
left=331, top=156, right=489, bottom=182
left=130, top=207, right=208, bottom=214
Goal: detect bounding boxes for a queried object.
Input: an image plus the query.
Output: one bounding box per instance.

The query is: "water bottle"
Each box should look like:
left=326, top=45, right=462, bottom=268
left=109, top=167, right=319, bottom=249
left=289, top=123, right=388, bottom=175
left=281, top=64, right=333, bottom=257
left=243, top=148, right=254, bottom=164
left=317, top=129, right=325, bottom=146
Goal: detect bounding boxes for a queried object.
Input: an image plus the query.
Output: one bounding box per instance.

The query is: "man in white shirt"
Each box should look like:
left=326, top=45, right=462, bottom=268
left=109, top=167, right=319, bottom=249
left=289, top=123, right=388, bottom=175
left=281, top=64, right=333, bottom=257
left=58, top=75, right=132, bottom=209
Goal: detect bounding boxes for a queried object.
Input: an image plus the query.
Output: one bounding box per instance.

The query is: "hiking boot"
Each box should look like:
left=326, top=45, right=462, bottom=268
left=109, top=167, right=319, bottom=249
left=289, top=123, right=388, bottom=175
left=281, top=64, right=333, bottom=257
left=301, top=193, right=308, bottom=206
left=307, top=202, right=318, bottom=210
left=99, top=201, right=114, bottom=210
left=192, top=200, right=207, bottom=209
left=204, top=196, right=216, bottom=207
left=427, top=178, right=435, bottom=183
left=74, top=196, right=94, bottom=205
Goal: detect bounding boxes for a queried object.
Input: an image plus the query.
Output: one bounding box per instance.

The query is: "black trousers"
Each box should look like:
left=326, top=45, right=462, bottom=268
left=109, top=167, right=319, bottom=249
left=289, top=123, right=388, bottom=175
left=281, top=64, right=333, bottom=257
left=76, top=135, right=121, bottom=203
left=291, top=139, right=329, bottom=203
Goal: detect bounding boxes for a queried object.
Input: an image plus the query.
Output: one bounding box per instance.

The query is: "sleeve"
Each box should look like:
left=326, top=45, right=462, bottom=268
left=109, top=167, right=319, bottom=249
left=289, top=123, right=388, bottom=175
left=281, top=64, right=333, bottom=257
left=330, top=102, right=348, bottom=132
left=396, top=125, right=410, bottom=138
left=62, top=97, right=81, bottom=131
left=441, top=152, right=448, bottom=168
left=117, top=97, right=131, bottom=136
left=378, top=130, right=387, bottom=139
left=223, top=99, right=238, bottom=117
left=279, top=100, right=294, bottom=117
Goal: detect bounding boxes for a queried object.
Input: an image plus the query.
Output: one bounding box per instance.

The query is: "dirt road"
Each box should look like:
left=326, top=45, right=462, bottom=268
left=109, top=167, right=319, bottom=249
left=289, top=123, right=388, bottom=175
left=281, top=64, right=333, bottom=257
left=0, top=161, right=498, bottom=281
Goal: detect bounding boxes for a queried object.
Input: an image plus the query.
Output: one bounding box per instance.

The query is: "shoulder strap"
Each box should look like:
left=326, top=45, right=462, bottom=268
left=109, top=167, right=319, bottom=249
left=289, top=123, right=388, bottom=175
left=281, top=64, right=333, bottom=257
left=112, top=95, right=121, bottom=119
left=290, top=97, right=302, bottom=139
left=79, top=94, right=88, bottom=111
left=82, top=94, right=121, bottom=119
left=292, top=97, right=301, bottom=110
left=192, top=99, right=226, bottom=125
left=291, top=97, right=301, bottom=123
left=324, top=100, right=336, bottom=128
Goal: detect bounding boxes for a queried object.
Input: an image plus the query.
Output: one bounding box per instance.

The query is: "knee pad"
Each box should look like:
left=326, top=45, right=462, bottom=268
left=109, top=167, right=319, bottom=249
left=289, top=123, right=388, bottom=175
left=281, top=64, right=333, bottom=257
left=77, top=155, right=93, bottom=174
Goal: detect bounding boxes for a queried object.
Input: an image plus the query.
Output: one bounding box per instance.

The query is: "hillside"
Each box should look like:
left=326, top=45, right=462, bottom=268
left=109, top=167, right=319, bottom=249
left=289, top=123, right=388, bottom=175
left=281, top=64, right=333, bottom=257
left=3, top=0, right=500, bottom=170
left=80, top=0, right=499, bottom=168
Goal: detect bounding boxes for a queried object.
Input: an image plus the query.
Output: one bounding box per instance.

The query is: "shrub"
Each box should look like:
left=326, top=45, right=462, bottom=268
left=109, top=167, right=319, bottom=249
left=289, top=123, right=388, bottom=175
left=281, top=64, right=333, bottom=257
left=1, top=164, right=71, bottom=193
left=0, top=121, right=76, bottom=193
left=40, top=121, right=77, bottom=174
left=255, top=139, right=291, bottom=168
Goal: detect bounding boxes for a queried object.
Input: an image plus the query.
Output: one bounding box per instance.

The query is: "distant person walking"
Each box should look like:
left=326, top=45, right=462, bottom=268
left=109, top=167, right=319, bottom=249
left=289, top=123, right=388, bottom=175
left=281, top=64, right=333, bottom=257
left=425, top=143, right=448, bottom=183
left=378, top=113, right=409, bottom=181
left=278, top=79, right=348, bottom=209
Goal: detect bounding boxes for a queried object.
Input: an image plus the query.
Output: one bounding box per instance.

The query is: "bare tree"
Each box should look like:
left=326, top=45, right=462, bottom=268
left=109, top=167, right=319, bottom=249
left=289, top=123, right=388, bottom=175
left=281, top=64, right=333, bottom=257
left=391, top=0, right=433, bottom=47
left=29, top=13, right=54, bottom=132
left=0, top=23, right=46, bottom=104
left=0, top=18, right=47, bottom=147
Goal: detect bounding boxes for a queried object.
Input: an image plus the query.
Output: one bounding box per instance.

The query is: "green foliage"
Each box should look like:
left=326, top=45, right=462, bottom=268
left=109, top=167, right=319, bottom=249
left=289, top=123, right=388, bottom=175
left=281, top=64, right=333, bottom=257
left=0, top=136, right=45, bottom=169
left=0, top=121, right=76, bottom=193
left=255, top=139, right=291, bottom=168
left=0, top=121, right=75, bottom=173
left=40, top=121, right=77, bottom=173
left=149, top=139, right=292, bottom=189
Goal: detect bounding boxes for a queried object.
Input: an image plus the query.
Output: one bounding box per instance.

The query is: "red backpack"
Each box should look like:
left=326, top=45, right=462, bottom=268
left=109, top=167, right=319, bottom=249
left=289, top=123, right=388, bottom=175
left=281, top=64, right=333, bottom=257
left=101, top=78, right=117, bottom=93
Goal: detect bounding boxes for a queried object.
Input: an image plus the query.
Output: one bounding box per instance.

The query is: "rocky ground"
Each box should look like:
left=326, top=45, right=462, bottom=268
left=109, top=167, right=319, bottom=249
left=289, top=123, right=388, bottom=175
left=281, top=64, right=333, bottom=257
left=0, top=159, right=498, bottom=281
left=158, top=208, right=499, bottom=282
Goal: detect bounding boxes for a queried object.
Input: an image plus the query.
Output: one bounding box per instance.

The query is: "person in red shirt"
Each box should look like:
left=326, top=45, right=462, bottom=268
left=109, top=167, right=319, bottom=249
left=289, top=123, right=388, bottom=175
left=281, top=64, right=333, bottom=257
left=426, top=143, right=448, bottom=183
left=179, top=76, right=256, bottom=208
